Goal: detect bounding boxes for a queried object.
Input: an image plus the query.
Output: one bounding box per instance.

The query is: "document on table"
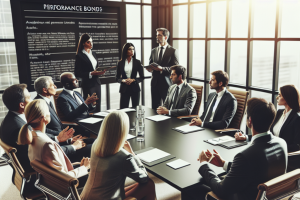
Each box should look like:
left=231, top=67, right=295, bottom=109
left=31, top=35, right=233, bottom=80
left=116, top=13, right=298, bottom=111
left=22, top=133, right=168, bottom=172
left=105, top=109, right=117, bottom=113
left=205, top=135, right=235, bottom=145
left=137, top=148, right=170, bottom=163
left=167, top=159, right=190, bottom=169
left=127, top=134, right=136, bottom=140
left=172, top=124, right=204, bottom=133
left=78, top=118, right=103, bottom=124
left=120, top=108, right=136, bottom=112
left=93, top=112, right=109, bottom=117
left=146, top=115, right=171, bottom=122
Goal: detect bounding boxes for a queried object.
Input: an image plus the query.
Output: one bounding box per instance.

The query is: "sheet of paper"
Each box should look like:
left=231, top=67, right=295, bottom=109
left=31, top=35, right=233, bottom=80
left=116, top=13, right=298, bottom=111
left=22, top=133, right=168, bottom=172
left=78, top=118, right=103, bottom=124
left=174, top=124, right=204, bottom=132
left=127, top=134, right=136, bottom=140
left=105, top=109, right=117, bottom=113
left=167, top=159, right=190, bottom=169
left=120, top=108, right=136, bottom=112
left=137, top=148, right=170, bottom=163
left=292, top=193, right=300, bottom=200
left=208, top=136, right=235, bottom=145
left=146, top=115, right=171, bottom=122
left=93, top=112, right=109, bottom=117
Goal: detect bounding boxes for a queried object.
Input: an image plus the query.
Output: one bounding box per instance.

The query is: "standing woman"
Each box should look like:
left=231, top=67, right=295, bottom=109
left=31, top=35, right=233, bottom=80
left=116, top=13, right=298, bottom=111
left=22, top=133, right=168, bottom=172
left=116, top=43, right=145, bottom=109
left=75, top=33, right=105, bottom=112
left=270, top=85, right=300, bottom=171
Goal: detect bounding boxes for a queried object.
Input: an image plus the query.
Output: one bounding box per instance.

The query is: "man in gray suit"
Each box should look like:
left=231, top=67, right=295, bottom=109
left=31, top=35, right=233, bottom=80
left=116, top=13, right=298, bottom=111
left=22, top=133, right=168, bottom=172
left=157, top=65, right=196, bottom=117
left=147, top=28, right=179, bottom=109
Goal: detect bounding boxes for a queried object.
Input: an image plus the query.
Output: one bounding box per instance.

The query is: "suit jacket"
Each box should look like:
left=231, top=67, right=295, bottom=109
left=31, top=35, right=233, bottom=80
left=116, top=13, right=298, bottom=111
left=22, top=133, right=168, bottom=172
left=115, top=58, right=145, bottom=93
left=57, top=90, right=93, bottom=121
left=28, top=130, right=88, bottom=178
left=0, top=111, right=32, bottom=172
left=270, top=109, right=300, bottom=152
left=199, top=134, right=288, bottom=200
left=74, top=51, right=101, bottom=88
left=200, top=90, right=237, bottom=130
left=80, top=146, right=148, bottom=200
left=163, top=82, right=197, bottom=117
left=149, top=44, right=179, bottom=89
left=34, top=95, right=75, bottom=155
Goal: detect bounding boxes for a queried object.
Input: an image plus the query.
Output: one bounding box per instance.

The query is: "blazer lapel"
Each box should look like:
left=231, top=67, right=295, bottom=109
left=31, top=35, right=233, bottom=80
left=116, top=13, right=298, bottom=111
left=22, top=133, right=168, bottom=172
left=279, top=110, right=297, bottom=137
left=154, top=47, right=159, bottom=63
left=131, top=58, right=138, bottom=79
left=160, top=45, right=170, bottom=65
left=174, top=83, right=187, bottom=108
left=81, top=52, right=94, bottom=70
left=64, top=91, right=79, bottom=107
left=213, top=91, right=228, bottom=119
left=54, top=142, right=74, bottom=171
left=48, top=103, right=62, bottom=125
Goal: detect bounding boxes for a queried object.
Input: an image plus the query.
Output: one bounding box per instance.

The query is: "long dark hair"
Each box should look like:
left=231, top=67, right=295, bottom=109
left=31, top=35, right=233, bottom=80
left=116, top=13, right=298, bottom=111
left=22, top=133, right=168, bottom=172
left=76, top=33, right=90, bottom=55
left=120, top=43, right=136, bottom=62
left=280, top=85, right=300, bottom=112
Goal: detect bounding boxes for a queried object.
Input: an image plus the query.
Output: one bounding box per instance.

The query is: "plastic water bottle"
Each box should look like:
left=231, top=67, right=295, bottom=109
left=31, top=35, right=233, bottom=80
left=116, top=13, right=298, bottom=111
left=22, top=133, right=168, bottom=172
left=136, top=105, right=145, bottom=142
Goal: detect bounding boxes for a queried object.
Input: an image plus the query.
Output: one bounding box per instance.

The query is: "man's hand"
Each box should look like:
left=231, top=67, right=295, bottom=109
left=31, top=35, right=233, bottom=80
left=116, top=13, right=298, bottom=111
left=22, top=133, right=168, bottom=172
left=235, top=132, right=246, bottom=141
left=146, top=67, right=153, bottom=72
left=198, top=150, right=211, bottom=163
left=71, top=135, right=82, bottom=144
left=209, top=149, right=225, bottom=167
left=85, top=93, right=99, bottom=105
left=91, top=70, right=106, bottom=76
left=80, top=157, right=91, bottom=170
left=57, top=126, right=75, bottom=143
left=189, top=117, right=202, bottom=126
left=151, top=65, right=163, bottom=71
left=72, top=139, right=86, bottom=150
left=157, top=106, right=169, bottom=115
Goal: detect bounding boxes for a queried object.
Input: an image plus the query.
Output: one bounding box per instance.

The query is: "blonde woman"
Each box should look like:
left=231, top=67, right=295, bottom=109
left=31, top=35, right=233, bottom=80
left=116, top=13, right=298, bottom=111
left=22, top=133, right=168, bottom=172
left=80, top=110, right=156, bottom=200
left=17, top=99, right=90, bottom=178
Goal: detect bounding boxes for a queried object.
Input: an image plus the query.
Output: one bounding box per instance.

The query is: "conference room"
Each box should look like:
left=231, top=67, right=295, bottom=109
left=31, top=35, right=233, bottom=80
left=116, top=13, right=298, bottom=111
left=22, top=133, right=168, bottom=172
left=1, top=0, right=300, bottom=199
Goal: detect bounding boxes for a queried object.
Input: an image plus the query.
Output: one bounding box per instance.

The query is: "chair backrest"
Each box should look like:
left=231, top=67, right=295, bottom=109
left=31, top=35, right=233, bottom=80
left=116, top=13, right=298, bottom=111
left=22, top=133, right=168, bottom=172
left=54, top=89, right=65, bottom=121
left=188, top=83, right=203, bottom=115
left=31, top=159, right=81, bottom=200
left=227, top=89, right=249, bottom=129
left=256, top=169, right=300, bottom=200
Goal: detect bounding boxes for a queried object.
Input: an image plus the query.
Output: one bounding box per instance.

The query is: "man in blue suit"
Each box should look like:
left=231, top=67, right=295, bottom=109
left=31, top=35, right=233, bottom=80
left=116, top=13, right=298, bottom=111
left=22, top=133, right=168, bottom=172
left=57, top=72, right=98, bottom=121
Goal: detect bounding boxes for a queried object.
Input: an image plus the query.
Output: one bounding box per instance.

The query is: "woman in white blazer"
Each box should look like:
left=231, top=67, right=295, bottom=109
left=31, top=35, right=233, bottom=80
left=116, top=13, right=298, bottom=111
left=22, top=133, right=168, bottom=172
left=80, top=110, right=156, bottom=200
left=17, top=99, right=90, bottom=178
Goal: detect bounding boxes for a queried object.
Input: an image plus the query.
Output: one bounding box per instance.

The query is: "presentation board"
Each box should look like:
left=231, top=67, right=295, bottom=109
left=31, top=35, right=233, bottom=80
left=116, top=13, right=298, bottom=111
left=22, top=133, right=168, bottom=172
left=11, top=0, right=126, bottom=91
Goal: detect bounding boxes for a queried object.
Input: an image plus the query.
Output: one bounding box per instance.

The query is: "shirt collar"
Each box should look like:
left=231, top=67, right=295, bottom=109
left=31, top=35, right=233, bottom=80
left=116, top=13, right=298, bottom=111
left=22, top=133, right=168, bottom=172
left=126, top=58, right=133, bottom=64
left=250, top=131, right=270, bottom=144
left=12, top=111, right=27, bottom=123
left=217, top=87, right=226, bottom=97
left=82, top=49, right=92, bottom=55
left=34, top=130, right=49, bottom=139
left=176, top=82, right=184, bottom=90
left=63, top=88, right=74, bottom=97
left=38, top=94, right=51, bottom=104
left=159, top=43, right=168, bottom=49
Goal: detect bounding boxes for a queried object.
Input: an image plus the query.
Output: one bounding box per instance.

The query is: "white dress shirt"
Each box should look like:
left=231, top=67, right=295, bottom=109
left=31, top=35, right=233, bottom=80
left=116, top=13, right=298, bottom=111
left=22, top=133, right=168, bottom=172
left=157, top=43, right=168, bottom=59
left=202, top=88, right=227, bottom=127
left=272, top=109, right=292, bottom=137
left=169, top=82, right=184, bottom=115
left=82, top=49, right=97, bottom=79
left=124, top=58, right=133, bottom=78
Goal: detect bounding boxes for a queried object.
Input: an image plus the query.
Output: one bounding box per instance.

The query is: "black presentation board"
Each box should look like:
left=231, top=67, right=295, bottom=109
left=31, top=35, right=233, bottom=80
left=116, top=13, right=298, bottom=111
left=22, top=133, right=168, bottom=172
left=11, top=0, right=126, bottom=91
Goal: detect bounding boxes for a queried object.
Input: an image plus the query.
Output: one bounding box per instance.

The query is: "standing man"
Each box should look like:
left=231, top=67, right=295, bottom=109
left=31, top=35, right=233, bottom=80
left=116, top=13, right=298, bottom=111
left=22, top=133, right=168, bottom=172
left=148, top=28, right=179, bottom=109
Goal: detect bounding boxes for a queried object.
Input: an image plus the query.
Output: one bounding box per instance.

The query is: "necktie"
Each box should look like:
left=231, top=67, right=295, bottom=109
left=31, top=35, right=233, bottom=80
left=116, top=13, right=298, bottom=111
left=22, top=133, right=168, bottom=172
left=73, top=93, right=80, bottom=105
left=49, top=101, right=55, bottom=110
left=158, top=47, right=164, bottom=64
left=170, top=86, right=179, bottom=109
left=204, top=94, right=218, bottom=122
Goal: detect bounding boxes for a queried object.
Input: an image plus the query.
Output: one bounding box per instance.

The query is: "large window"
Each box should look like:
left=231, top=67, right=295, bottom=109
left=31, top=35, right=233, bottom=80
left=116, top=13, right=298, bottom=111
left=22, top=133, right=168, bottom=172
left=172, top=0, right=300, bottom=132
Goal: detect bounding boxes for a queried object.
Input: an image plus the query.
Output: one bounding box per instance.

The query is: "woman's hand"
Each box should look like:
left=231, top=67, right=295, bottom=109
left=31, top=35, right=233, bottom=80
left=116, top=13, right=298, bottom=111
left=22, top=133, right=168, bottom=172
left=80, top=157, right=91, bottom=170
left=123, top=141, right=135, bottom=155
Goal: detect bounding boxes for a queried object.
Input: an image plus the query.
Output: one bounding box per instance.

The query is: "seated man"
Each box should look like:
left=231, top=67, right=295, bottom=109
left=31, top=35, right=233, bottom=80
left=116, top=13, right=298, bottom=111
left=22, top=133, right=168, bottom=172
left=33, top=76, right=93, bottom=162
left=190, top=70, right=237, bottom=130
left=157, top=65, right=196, bottom=117
left=57, top=72, right=97, bottom=121
left=198, top=98, right=288, bottom=200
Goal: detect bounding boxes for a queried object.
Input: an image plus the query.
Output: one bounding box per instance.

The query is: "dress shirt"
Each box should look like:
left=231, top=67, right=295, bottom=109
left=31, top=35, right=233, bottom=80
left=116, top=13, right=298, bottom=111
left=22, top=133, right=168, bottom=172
left=202, top=88, right=227, bottom=127
left=38, top=95, right=75, bottom=150
left=12, top=111, right=27, bottom=123
left=199, top=132, right=270, bottom=172
left=168, top=82, right=184, bottom=115
left=82, top=49, right=97, bottom=79
left=124, top=58, right=133, bottom=78
left=157, top=43, right=168, bottom=59
left=273, top=109, right=292, bottom=137
left=63, top=89, right=88, bottom=107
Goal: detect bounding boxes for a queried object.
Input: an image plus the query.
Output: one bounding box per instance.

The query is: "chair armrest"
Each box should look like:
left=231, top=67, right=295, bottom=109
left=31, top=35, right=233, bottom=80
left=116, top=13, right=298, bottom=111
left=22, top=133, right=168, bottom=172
left=206, top=191, right=223, bottom=200
left=177, top=115, right=198, bottom=119
left=61, top=121, right=78, bottom=126
left=288, top=151, right=300, bottom=156
left=124, top=197, right=137, bottom=200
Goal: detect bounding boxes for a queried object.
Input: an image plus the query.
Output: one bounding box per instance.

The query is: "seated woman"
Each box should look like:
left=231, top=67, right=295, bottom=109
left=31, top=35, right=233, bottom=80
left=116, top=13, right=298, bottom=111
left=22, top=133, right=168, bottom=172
left=17, top=99, right=90, bottom=178
left=80, top=110, right=156, bottom=200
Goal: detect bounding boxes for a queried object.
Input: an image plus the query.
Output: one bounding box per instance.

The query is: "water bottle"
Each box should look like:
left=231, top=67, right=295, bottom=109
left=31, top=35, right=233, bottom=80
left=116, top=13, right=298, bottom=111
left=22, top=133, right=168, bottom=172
left=136, top=105, right=145, bottom=142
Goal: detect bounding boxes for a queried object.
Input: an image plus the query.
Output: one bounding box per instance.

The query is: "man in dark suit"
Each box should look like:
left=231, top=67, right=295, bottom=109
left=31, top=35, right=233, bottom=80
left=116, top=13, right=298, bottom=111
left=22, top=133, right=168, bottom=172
left=57, top=72, right=98, bottom=121
left=198, top=98, right=288, bottom=200
left=190, top=70, right=237, bottom=130
left=33, top=76, right=93, bottom=162
left=147, top=28, right=179, bottom=110
left=157, top=65, right=196, bottom=117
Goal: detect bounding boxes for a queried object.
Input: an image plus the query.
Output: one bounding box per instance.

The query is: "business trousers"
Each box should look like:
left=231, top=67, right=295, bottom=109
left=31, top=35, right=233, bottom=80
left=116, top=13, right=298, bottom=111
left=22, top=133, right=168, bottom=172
left=82, top=84, right=101, bottom=112
left=120, top=90, right=140, bottom=109
left=151, top=87, right=168, bottom=110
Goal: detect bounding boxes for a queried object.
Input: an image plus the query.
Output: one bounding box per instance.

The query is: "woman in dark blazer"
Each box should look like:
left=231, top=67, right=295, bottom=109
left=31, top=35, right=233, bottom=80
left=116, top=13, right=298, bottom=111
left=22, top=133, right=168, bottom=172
left=74, top=33, right=105, bottom=112
left=116, top=43, right=145, bottom=109
left=270, top=84, right=300, bottom=171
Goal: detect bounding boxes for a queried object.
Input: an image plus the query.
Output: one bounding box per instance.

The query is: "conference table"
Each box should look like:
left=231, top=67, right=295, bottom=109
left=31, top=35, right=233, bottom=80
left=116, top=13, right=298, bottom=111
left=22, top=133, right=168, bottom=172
left=77, top=106, right=249, bottom=199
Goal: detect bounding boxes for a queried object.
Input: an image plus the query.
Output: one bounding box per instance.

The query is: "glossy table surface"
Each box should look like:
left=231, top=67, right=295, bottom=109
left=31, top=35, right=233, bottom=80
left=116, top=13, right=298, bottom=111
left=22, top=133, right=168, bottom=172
left=77, top=107, right=249, bottom=191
